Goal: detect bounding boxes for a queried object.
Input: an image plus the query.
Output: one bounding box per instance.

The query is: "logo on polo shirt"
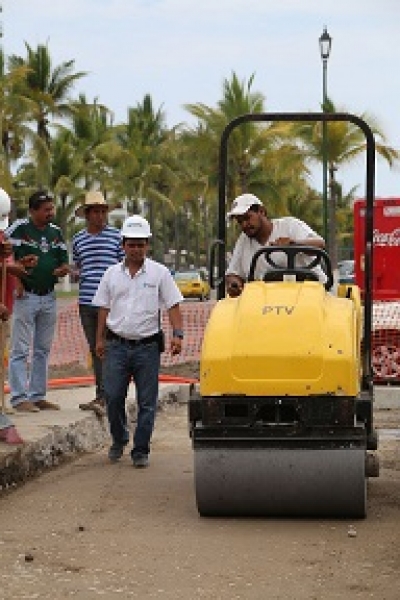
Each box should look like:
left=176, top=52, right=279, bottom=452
left=40, top=237, right=49, bottom=253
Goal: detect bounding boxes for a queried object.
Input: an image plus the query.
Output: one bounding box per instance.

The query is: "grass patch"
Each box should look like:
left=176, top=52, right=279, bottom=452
left=55, top=289, right=79, bottom=299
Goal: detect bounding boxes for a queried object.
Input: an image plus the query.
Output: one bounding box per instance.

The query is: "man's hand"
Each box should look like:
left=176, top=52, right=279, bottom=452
left=0, top=303, right=9, bottom=321
left=95, top=339, right=105, bottom=360
left=270, top=237, right=292, bottom=246
left=7, top=262, right=28, bottom=278
left=21, top=254, right=39, bottom=268
left=53, top=265, right=71, bottom=278
left=15, top=279, right=25, bottom=298
left=170, top=337, right=182, bottom=355
left=226, top=275, right=244, bottom=297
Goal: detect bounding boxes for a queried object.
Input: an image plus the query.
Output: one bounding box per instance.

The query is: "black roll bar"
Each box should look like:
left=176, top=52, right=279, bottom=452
left=216, top=112, right=375, bottom=389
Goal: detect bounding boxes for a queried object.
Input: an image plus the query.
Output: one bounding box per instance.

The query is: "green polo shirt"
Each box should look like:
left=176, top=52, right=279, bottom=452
left=6, top=218, right=69, bottom=292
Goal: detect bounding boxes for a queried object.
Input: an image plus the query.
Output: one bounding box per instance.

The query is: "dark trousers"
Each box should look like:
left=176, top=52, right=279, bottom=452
left=103, top=339, right=160, bottom=458
left=79, top=303, right=104, bottom=401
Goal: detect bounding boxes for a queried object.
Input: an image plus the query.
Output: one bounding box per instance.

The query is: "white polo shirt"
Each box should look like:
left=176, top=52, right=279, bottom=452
left=93, top=258, right=183, bottom=339
left=227, top=216, right=327, bottom=283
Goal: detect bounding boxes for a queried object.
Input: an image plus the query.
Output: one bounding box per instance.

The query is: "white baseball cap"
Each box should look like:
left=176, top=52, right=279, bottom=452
left=227, top=193, right=263, bottom=218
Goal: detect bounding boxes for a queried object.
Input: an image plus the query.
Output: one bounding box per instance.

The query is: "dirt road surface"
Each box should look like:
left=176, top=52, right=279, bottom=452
left=0, top=401, right=399, bottom=600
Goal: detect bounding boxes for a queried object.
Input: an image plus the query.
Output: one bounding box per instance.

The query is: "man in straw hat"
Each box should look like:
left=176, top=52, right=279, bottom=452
left=72, top=190, right=124, bottom=417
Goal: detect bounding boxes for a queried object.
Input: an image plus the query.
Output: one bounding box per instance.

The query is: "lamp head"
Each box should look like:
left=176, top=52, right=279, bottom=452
left=319, top=27, right=332, bottom=60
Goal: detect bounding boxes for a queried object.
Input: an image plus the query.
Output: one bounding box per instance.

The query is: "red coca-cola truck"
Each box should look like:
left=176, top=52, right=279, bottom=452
left=354, top=197, right=400, bottom=300
left=354, top=197, right=400, bottom=382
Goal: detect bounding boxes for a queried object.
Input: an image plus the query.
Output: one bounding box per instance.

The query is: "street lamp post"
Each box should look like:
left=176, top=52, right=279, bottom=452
left=329, top=163, right=338, bottom=270
left=319, top=27, right=332, bottom=245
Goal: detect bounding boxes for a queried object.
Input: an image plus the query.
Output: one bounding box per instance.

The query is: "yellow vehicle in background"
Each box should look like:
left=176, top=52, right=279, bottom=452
left=174, top=270, right=211, bottom=301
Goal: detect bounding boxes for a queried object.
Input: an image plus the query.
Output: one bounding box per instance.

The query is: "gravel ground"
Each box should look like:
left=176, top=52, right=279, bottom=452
left=0, top=400, right=399, bottom=600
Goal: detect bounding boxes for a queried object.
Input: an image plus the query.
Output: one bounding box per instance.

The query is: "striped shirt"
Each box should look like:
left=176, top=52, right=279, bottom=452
left=72, top=226, right=125, bottom=305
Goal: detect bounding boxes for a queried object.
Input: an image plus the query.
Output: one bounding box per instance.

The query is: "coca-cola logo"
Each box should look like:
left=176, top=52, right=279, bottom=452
left=373, top=228, right=400, bottom=246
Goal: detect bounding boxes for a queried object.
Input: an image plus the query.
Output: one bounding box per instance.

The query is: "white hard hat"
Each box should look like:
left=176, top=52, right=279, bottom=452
left=0, top=188, right=11, bottom=230
left=227, top=193, right=263, bottom=218
left=121, top=215, right=152, bottom=238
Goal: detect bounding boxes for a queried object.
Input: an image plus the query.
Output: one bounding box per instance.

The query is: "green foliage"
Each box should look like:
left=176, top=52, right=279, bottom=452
left=0, top=45, right=398, bottom=267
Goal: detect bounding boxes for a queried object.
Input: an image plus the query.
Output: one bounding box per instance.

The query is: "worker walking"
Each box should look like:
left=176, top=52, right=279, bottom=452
left=93, top=215, right=184, bottom=468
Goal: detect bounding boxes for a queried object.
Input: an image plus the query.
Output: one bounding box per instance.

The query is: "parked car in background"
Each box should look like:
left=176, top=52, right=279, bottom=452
left=338, top=259, right=355, bottom=284
left=174, top=269, right=211, bottom=301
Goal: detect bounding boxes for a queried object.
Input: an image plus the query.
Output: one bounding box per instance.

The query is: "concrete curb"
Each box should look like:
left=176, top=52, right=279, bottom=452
left=374, top=385, right=400, bottom=410
left=0, top=382, right=191, bottom=492
left=1, top=383, right=398, bottom=492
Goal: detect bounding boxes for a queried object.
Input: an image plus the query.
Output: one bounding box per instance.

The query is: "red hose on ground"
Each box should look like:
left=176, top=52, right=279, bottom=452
left=3, top=373, right=198, bottom=393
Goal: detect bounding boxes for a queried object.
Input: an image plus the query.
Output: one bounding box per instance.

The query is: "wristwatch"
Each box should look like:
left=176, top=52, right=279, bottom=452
left=173, top=329, right=184, bottom=339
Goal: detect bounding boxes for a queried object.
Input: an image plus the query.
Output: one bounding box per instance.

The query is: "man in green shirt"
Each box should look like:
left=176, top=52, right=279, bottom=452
left=5, top=190, right=70, bottom=412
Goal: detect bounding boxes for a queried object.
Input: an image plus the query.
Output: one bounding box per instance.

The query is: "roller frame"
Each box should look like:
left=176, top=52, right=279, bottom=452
left=190, top=394, right=374, bottom=518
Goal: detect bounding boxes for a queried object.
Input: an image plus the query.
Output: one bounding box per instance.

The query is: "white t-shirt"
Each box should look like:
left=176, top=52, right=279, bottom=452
left=93, top=257, right=183, bottom=339
left=227, top=216, right=327, bottom=283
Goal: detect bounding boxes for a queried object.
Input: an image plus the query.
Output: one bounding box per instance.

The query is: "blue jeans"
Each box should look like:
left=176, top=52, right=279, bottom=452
left=9, top=291, right=57, bottom=406
left=79, top=304, right=104, bottom=400
left=103, top=339, right=160, bottom=458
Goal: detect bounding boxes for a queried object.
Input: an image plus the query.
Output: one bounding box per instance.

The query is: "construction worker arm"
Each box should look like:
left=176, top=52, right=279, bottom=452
left=95, top=307, right=110, bottom=360
left=167, top=303, right=183, bottom=355
left=225, top=236, right=246, bottom=296
left=270, top=236, right=325, bottom=248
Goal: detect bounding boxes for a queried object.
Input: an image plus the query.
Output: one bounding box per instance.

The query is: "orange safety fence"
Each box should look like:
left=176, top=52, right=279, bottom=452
left=371, top=300, right=400, bottom=383
left=49, top=300, right=216, bottom=371
left=4, top=298, right=400, bottom=385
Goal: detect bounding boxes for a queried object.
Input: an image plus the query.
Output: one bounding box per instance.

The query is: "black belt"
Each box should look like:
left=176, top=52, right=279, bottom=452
left=106, top=329, right=159, bottom=347
left=24, top=286, right=54, bottom=296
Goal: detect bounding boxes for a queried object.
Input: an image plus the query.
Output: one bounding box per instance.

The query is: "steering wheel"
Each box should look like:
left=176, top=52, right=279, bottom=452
left=247, top=245, right=334, bottom=291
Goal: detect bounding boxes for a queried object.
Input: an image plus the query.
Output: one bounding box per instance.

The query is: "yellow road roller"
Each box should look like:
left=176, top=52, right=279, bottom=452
left=189, top=112, right=379, bottom=518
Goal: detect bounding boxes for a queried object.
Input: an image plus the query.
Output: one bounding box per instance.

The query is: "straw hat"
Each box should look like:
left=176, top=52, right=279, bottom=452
left=75, top=190, right=109, bottom=218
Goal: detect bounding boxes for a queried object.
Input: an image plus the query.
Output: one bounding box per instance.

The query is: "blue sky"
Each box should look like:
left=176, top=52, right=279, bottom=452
left=3, top=0, right=400, bottom=198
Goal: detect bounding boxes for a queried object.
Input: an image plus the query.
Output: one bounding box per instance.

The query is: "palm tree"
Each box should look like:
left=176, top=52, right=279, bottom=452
left=183, top=72, right=314, bottom=251
left=184, top=73, right=265, bottom=201
left=8, top=42, right=87, bottom=145
left=6, top=43, right=86, bottom=189
left=292, top=99, right=400, bottom=264
left=112, top=95, right=171, bottom=259
left=0, top=48, right=38, bottom=194
left=156, top=132, right=213, bottom=269
left=294, top=99, right=398, bottom=176
left=49, top=127, right=81, bottom=240
left=69, top=94, right=116, bottom=194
